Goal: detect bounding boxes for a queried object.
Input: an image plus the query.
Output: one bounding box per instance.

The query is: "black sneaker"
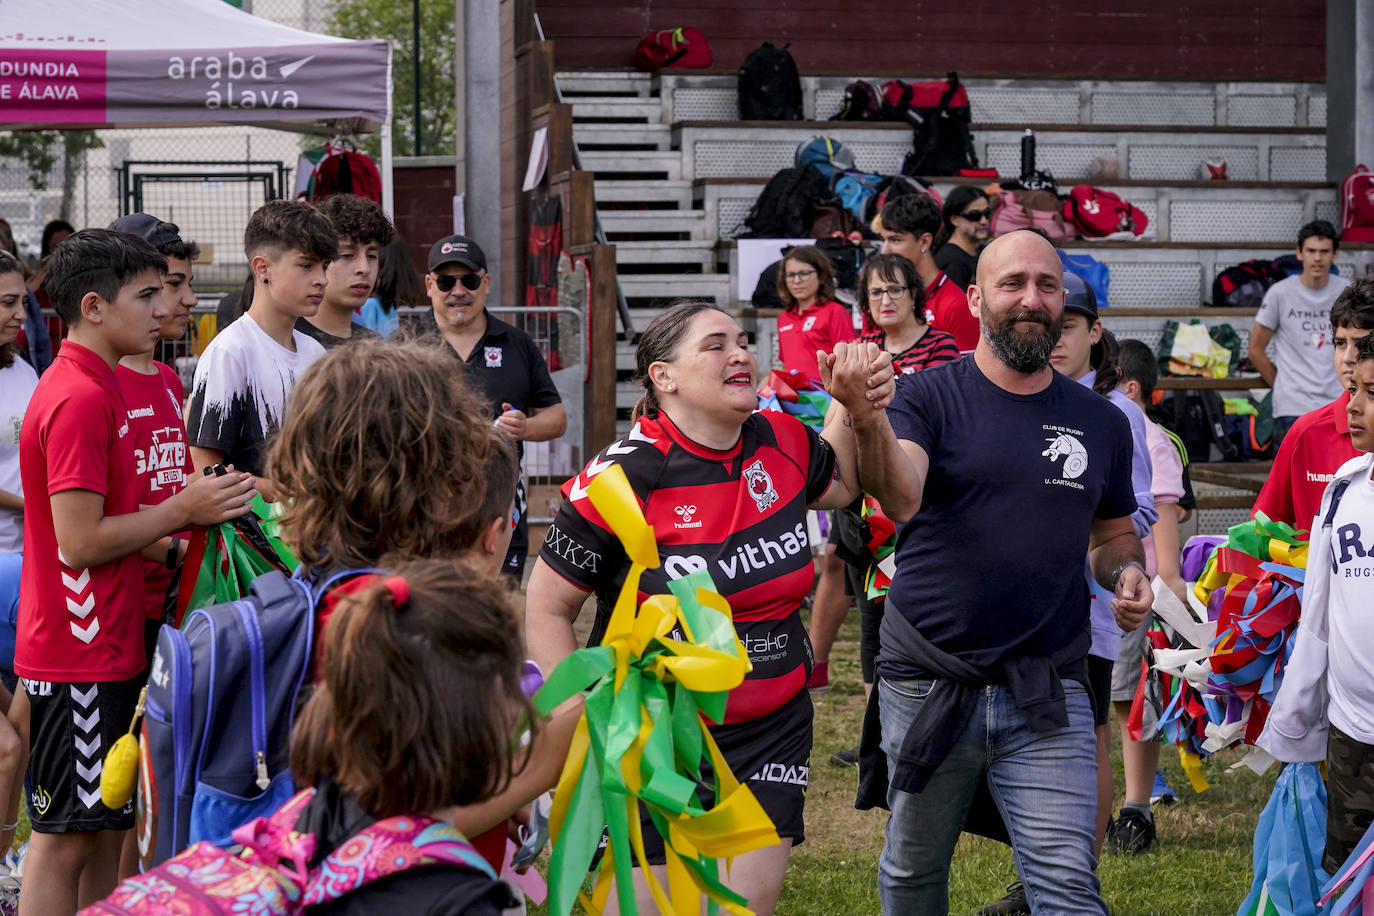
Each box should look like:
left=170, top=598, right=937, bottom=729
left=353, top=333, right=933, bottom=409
left=828, top=746, right=859, bottom=768
left=1105, top=808, right=1157, bottom=854
left=977, top=882, right=1030, bottom=916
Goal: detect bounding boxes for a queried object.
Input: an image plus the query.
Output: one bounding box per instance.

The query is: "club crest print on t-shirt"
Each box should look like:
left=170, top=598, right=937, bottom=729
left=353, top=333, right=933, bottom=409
left=1042, top=424, right=1090, bottom=486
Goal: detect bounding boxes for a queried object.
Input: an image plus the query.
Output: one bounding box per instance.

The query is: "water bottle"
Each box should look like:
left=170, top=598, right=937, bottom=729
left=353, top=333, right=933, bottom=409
left=1020, top=129, right=1036, bottom=179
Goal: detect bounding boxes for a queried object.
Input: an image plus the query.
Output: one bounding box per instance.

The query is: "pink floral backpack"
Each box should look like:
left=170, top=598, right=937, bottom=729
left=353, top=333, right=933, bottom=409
left=81, top=789, right=496, bottom=915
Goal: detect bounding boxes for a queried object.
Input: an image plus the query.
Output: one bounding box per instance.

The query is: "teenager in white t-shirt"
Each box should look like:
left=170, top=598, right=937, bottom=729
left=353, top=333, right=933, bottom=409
left=1250, top=220, right=1350, bottom=446
left=1260, top=332, right=1374, bottom=872
left=185, top=201, right=334, bottom=498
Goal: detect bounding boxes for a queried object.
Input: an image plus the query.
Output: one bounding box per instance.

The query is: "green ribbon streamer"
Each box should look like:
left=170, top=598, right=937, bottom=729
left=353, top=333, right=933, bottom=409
left=534, top=569, right=753, bottom=915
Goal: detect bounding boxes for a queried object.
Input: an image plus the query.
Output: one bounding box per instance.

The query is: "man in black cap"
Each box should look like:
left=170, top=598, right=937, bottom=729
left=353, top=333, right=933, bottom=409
left=425, top=234, right=566, bottom=583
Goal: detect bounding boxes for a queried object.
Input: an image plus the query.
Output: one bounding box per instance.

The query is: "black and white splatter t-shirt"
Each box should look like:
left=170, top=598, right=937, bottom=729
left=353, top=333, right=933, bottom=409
left=185, top=315, right=326, bottom=477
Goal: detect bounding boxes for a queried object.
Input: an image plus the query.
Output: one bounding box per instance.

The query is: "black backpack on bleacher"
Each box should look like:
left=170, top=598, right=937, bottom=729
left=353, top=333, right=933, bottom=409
left=739, top=165, right=830, bottom=238
left=1211, top=259, right=1287, bottom=308
left=738, top=43, right=803, bottom=120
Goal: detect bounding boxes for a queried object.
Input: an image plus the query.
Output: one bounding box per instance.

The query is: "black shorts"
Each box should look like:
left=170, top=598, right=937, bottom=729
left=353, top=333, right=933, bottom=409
left=636, top=688, right=813, bottom=864
left=1087, top=654, right=1113, bottom=728
left=24, top=673, right=142, bottom=833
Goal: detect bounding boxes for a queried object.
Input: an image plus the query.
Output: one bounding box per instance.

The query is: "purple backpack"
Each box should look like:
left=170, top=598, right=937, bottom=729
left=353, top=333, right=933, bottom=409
left=83, top=789, right=496, bottom=915
left=834, top=80, right=882, bottom=121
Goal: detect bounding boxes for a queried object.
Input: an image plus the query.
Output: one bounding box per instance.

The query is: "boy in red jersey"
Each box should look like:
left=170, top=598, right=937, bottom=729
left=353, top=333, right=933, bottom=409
left=1253, top=278, right=1374, bottom=530
left=108, top=213, right=202, bottom=880
left=15, top=230, right=253, bottom=916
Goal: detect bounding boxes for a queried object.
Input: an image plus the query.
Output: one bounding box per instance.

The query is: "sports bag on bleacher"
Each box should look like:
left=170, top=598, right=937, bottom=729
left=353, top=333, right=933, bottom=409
left=737, top=42, right=802, bottom=120
left=634, top=27, right=713, bottom=70
left=895, top=72, right=978, bottom=176
left=1340, top=164, right=1374, bottom=243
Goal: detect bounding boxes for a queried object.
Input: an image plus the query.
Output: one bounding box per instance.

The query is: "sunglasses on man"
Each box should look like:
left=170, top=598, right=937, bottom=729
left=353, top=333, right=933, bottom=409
left=433, top=272, right=484, bottom=293
left=959, top=208, right=992, bottom=222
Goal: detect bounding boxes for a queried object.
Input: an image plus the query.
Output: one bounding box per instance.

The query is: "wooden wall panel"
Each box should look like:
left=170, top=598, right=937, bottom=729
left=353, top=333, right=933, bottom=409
left=537, top=0, right=1326, bottom=81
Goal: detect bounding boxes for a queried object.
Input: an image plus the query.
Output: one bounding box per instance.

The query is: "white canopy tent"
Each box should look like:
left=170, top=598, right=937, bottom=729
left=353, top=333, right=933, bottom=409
left=0, top=0, right=395, bottom=212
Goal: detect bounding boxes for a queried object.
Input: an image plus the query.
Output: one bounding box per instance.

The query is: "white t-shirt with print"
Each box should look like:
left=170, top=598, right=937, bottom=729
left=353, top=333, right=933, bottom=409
left=1255, top=274, right=1350, bottom=418
left=185, top=315, right=326, bottom=478
left=0, top=357, right=39, bottom=553
left=1327, top=467, right=1374, bottom=744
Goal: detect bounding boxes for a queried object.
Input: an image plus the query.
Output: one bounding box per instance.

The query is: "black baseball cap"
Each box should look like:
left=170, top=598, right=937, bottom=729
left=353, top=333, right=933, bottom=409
left=427, top=235, right=487, bottom=273
left=1063, top=272, right=1099, bottom=321
left=109, top=213, right=183, bottom=250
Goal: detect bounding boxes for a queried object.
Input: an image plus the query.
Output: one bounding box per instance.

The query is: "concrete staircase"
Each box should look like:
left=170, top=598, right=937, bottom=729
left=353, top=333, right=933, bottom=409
left=557, top=71, right=1361, bottom=521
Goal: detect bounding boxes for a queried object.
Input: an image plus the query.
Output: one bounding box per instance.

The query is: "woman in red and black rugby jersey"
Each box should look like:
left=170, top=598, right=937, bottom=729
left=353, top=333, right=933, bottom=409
left=526, top=302, right=892, bottom=915
left=857, top=253, right=961, bottom=376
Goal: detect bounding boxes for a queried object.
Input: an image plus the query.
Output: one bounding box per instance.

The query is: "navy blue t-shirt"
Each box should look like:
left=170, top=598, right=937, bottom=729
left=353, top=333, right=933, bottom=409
left=882, top=357, right=1136, bottom=669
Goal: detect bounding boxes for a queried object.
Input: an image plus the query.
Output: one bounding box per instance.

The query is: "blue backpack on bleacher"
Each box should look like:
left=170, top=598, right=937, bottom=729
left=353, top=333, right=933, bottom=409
left=834, top=171, right=882, bottom=222
left=795, top=136, right=856, bottom=179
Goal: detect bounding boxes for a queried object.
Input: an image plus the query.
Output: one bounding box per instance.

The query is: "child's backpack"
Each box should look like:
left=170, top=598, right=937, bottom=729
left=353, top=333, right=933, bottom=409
left=138, top=568, right=374, bottom=869
left=1211, top=258, right=1288, bottom=308
left=737, top=42, right=802, bottom=120
left=896, top=73, right=978, bottom=177
left=832, top=80, right=882, bottom=121
left=988, top=189, right=1078, bottom=241
left=634, top=27, right=713, bottom=70
left=89, top=788, right=496, bottom=915
left=794, top=136, right=857, bottom=179
left=833, top=171, right=883, bottom=222
left=738, top=165, right=831, bottom=238
left=1064, top=185, right=1149, bottom=237
left=1340, top=164, right=1374, bottom=243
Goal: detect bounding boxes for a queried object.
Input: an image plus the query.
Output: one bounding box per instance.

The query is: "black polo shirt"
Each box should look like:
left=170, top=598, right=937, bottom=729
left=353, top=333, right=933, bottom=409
left=447, top=311, right=562, bottom=423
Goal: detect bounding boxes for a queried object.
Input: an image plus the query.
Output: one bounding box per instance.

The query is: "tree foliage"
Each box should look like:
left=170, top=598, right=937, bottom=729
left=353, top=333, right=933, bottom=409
left=328, top=0, right=455, bottom=158
left=0, top=130, right=103, bottom=220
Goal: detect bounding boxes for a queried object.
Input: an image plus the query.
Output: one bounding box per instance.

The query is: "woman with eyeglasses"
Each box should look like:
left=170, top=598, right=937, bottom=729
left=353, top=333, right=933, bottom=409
left=857, top=254, right=960, bottom=376
left=774, top=246, right=854, bottom=377
left=933, top=186, right=992, bottom=291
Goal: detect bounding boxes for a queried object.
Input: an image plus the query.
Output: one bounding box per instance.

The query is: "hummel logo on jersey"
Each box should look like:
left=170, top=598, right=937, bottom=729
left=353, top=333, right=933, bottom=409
left=743, top=460, right=779, bottom=512
left=674, top=504, right=702, bottom=529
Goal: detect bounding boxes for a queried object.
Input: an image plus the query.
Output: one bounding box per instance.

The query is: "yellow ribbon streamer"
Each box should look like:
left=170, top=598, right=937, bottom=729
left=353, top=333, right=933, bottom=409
left=541, top=464, right=780, bottom=916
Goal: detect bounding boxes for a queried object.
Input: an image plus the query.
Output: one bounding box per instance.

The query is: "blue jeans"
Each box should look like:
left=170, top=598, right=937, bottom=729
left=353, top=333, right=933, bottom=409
left=877, top=676, right=1106, bottom=915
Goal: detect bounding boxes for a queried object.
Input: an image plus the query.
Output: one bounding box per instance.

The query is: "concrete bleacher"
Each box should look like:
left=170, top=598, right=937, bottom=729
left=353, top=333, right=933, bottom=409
left=559, top=67, right=1353, bottom=481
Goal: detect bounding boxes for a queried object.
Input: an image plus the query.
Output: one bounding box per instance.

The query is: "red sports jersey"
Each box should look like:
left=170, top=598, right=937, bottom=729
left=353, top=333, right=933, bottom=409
left=924, top=272, right=979, bottom=352
left=542, top=410, right=836, bottom=724
left=117, top=362, right=194, bottom=621
left=776, top=300, right=855, bottom=377
left=16, top=343, right=146, bottom=681
left=1252, top=391, right=1358, bottom=532
left=859, top=326, right=960, bottom=376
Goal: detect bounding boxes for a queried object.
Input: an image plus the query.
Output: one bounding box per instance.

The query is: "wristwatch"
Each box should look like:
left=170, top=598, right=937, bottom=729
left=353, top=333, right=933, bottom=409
left=1109, top=561, right=1145, bottom=591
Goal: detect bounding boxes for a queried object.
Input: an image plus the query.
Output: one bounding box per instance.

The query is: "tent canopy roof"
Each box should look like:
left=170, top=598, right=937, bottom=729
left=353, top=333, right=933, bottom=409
left=0, top=0, right=391, bottom=133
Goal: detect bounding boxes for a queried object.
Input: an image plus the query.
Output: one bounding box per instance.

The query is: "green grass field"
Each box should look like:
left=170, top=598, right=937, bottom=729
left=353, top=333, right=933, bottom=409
left=533, top=610, right=1271, bottom=916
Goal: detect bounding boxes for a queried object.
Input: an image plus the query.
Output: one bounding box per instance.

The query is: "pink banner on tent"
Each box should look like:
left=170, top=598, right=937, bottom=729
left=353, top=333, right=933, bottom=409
left=0, top=49, right=106, bottom=124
